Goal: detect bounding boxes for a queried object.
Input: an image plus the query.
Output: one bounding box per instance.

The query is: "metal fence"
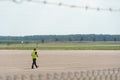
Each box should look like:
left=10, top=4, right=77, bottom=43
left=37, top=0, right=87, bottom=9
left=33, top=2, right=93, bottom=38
left=0, top=68, right=120, bottom=80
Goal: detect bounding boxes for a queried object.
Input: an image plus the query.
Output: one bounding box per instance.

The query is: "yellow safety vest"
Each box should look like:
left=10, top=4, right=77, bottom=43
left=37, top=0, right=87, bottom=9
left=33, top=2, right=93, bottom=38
left=31, top=50, right=37, bottom=59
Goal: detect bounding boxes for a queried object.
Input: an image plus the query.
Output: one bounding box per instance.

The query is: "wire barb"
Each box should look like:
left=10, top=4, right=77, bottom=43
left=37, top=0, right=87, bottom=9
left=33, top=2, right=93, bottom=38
left=1, top=0, right=120, bottom=12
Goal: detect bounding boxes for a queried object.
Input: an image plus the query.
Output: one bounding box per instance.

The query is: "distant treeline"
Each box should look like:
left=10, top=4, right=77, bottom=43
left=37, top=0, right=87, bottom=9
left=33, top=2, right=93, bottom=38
left=0, top=34, right=120, bottom=42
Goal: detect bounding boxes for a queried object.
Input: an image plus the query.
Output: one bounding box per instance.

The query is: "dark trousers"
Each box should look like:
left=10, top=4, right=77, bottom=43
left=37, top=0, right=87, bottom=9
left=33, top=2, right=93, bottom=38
left=32, top=59, right=38, bottom=69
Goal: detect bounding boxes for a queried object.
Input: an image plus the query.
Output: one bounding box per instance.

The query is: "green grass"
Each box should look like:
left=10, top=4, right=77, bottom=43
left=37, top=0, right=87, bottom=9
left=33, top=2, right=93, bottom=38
left=0, top=41, right=120, bottom=50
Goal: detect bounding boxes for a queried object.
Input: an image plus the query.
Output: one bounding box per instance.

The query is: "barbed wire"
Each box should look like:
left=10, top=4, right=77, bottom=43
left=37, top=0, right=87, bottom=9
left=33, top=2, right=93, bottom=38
left=0, top=68, right=120, bottom=80
left=1, top=0, right=120, bottom=12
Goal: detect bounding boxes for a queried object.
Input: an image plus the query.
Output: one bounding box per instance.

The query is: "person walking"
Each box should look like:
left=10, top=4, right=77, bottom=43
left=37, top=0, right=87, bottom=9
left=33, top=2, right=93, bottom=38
left=31, top=48, right=39, bottom=69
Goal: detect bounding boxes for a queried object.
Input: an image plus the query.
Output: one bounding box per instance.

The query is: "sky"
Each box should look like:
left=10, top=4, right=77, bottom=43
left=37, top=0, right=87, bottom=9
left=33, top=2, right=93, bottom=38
left=0, top=0, right=120, bottom=36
